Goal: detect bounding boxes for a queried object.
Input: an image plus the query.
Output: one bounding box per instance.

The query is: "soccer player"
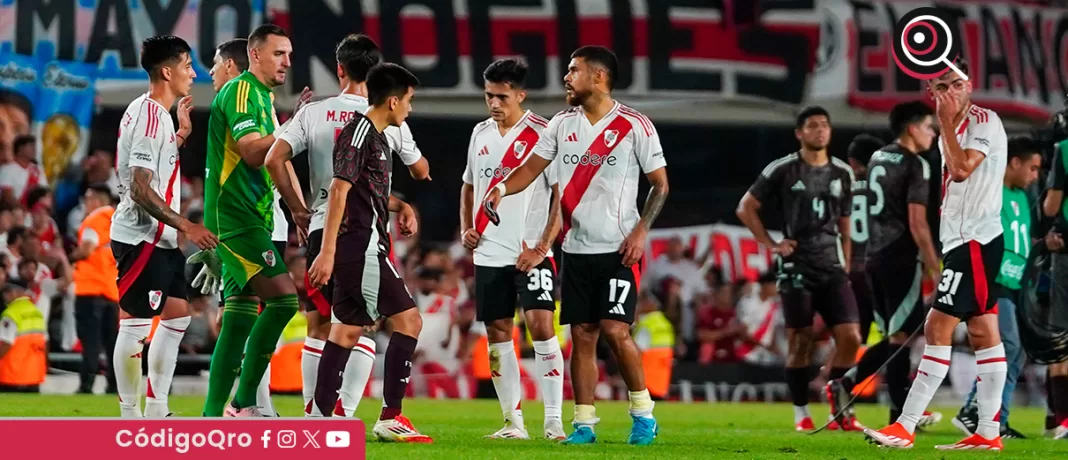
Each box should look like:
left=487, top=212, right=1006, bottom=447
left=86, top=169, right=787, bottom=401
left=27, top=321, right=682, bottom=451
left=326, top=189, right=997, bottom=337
left=845, top=134, right=880, bottom=345
left=200, top=24, right=302, bottom=417
left=864, top=58, right=1009, bottom=450
left=305, top=63, right=431, bottom=443
left=265, top=34, right=429, bottom=417
left=736, top=106, right=862, bottom=431
left=111, top=35, right=218, bottom=417
left=460, top=58, right=565, bottom=440
left=482, top=46, right=668, bottom=446
left=827, top=102, right=940, bottom=429
left=1043, top=134, right=1068, bottom=438
left=951, top=137, right=1043, bottom=439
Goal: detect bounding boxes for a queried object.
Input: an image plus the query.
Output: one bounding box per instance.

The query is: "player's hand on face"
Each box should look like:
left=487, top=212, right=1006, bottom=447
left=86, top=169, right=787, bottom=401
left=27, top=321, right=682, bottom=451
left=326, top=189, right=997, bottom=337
left=516, top=241, right=545, bottom=273
left=176, top=96, right=194, bottom=135
left=771, top=239, right=797, bottom=257
left=1047, top=231, right=1065, bottom=251
left=935, top=92, right=959, bottom=123
left=184, top=223, right=219, bottom=250
left=308, top=253, right=334, bottom=289
left=482, top=188, right=503, bottom=226
left=619, top=227, right=648, bottom=267
left=293, top=87, right=314, bottom=114
left=398, top=204, right=418, bottom=237
left=462, top=229, right=481, bottom=250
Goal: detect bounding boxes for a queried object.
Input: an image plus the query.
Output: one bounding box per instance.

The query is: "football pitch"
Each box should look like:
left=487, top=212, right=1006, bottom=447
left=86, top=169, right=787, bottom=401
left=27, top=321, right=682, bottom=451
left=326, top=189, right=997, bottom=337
left=0, top=395, right=1065, bottom=459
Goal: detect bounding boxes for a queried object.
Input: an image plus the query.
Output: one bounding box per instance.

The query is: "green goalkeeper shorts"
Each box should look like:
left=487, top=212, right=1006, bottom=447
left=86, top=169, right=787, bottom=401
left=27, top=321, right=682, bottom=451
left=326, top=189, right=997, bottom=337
left=217, top=228, right=289, bottom=299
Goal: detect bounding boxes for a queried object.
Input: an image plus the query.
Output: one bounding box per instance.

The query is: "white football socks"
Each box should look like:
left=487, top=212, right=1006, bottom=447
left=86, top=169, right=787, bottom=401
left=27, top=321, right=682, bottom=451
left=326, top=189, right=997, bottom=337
left=144, top=316, right=188, bottom=417
left=114, top=318, right=152, bottom=418
left=489, top=341, right=523, bottom=426
left=532, top=338, right=563, bottom=423
left=899, top=345, right=951, bottom=433
left=975, top=344, right=1008, bottom=439
left=339, top=336, right=377, bottom=416
left=301, top=337, right=324, bottom=416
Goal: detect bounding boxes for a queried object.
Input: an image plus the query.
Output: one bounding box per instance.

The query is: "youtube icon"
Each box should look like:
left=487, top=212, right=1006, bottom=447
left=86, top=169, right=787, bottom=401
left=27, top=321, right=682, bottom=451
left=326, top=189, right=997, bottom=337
left=326, top=431, right=350, bottom=448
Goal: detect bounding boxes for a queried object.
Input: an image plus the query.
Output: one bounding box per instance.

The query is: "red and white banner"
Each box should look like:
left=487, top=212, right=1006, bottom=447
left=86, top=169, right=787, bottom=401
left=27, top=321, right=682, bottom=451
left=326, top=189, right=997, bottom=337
left=645, top=224, right=782, bottom=282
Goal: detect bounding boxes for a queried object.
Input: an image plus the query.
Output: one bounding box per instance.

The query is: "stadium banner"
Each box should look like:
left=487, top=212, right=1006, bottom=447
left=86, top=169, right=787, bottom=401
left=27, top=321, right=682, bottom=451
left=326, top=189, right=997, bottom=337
left=0, top=418, right=366, bottom=458
left=0, top=53, right=97, bottom=183
left=646, top=224, right=782, bottom=282
left=0, top=0, right=265, bottom=87
left=814, top=0, right=1068, bottom=121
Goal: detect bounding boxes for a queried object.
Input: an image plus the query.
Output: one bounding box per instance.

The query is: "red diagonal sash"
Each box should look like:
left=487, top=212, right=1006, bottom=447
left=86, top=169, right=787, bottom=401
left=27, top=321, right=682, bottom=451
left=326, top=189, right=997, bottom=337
left=560, top=116, right=634, bottom=238
left=475, top=125, right=542, bottom=233
left=736, top=302, right=779, bottom=357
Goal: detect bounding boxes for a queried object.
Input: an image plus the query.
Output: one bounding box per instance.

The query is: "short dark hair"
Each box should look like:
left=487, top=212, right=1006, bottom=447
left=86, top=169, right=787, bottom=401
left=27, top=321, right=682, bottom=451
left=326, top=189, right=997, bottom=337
left=6, top=227, right=26, bottom=246
left=140, top=35, right=192, bottom=80
left=16, top=258, right=36, bottom=271
left=87, top=183, right=113, bottom=204
left=336, top=34, right=382, bottom=83
left=12, top=135, right=34, bottom=153
left=1008, top=136, right=1042, bottom=162
left=848, top=134, right=884, bottom=166
left=216, top=38, right=249, bottom=72
left=571, top=46, right=618, bottom=90
left=25, top=186, right=50, bottom=210
left=483, top=58, right=529, bottom=89
left=795, top=106, right=830, bottom=129
left=366, top=63, right=420, bottom=107
left=889, top=101, right=935, bottom=137
left=0, top=88, right=34, bottom=120
left=249, top=24, right=289, bottom=48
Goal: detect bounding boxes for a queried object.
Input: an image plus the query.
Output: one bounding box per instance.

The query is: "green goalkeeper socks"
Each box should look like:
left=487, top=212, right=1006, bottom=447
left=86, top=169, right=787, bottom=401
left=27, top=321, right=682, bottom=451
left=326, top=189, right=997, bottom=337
left=233, top=294, right=300, bottom=408
left=202, top=299, right=259, bottom=416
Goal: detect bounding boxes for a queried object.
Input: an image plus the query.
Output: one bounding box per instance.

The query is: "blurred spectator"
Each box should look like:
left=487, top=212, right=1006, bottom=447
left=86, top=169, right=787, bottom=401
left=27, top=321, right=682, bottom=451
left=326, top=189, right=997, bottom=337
left=71, top=184, right=119, bottom=394
left=25, top=187, right=60, bottom=252
left=634, top=290, right=675, bottom=399
left=181, top=292, right=219, bottom=356
left=0, top=135, right=46, bottom=207
left=0, top=280, right=46, bottom=392
left=696, top=283, right=743, bottom=363
left=644, top=236, right=707, bottom=306
left=734, top=272, right=786, bottom=366
left=0, top=204, right=14, bottom=243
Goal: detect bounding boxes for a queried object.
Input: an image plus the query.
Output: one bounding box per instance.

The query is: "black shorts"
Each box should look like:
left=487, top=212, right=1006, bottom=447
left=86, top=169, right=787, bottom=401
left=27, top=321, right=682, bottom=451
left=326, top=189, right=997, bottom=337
left=779, top=269, right=859, bottom=329
left=560, top=251, right=641, bottom=325
left=475, top=258, right=558, bottom=322
left=112, top=240, right=187, bottom=318
left=934, top=239, right=1002, bottom=320
left=305, top=230, right=333, bottom=316
left=867, top=239, right=927, bottom=335
left=332, top=252, right=415, bottom=326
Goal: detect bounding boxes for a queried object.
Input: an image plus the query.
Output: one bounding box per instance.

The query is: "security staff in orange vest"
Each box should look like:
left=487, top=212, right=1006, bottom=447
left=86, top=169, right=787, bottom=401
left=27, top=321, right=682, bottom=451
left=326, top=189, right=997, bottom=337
left=71, top=184, right=119, bottom=394
left=0, top=280, right=47, bottom=392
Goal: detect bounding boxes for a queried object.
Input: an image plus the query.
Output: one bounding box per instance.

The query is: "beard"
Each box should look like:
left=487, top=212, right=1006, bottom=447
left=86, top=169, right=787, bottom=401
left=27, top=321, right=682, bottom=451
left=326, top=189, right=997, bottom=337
left=802, top=140, right=827, bottom=151
left=566, top=88, right=590, bottom=107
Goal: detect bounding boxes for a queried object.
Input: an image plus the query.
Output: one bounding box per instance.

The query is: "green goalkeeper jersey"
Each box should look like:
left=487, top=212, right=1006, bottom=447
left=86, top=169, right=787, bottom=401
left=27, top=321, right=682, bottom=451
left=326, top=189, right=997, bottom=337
left=997, top=186, right=1031, bottom=290
left=204, top=71, right=279, bottom=239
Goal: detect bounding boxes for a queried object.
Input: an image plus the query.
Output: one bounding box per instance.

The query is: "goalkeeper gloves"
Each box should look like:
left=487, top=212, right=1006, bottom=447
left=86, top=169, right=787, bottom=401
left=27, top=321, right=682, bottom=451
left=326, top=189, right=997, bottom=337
left=186, top=249, right=223, bottom=295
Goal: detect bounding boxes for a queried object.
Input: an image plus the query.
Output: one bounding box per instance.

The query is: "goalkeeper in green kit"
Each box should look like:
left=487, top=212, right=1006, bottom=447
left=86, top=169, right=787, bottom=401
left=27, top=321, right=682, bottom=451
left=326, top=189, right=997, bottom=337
left=196, top=24, right=301, bottom=416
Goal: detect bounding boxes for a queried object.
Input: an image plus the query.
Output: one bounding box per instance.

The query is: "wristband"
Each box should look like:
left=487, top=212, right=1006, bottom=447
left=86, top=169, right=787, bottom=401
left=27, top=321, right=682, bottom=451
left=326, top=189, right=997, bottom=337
left=494, top=182, right=507, bottom=196
left=176, top=134, right=187, bottom=145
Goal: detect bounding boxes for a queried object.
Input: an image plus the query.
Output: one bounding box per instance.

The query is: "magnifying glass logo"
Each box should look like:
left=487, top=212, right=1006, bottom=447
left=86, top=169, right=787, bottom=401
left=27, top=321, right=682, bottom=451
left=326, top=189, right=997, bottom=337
left=892, top=8, right=967, bottom=81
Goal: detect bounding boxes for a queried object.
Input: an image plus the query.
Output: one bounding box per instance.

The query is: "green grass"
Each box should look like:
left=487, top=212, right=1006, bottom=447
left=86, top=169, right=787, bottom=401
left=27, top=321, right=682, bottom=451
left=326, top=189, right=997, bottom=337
left=0, top=394, right=1065, bottom=458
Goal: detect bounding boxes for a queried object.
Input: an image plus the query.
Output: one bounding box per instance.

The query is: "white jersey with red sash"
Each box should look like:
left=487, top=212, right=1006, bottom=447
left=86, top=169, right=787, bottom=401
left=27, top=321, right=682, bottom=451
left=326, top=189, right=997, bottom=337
left=938, top=104, right=1006, bottom=253
left=462, top=110, right=552, bottom=267
left=533, top=102, right=666, bottom=254
left=735, top=292, right=785, bottom=365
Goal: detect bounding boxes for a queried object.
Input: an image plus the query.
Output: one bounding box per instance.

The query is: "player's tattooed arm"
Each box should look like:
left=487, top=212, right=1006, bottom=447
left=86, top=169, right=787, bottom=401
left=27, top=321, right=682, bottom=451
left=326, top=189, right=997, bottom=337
left=131, top=166, right=188, bottom=231
left=637, top=168, right=670, bottom=231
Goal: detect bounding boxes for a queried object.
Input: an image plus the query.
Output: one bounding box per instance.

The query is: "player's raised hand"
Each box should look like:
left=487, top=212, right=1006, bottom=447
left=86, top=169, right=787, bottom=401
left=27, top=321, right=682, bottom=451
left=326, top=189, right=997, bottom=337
left=516, top=241, right=546, bottom=273
left=398, top=203, right=418, bottom=237
left=462, top=229, right=481, bottom=250
left=771, top=239, right=797, bottom=257
left=176, top=96, right=194, bottom=136
left=619, top=227, right=648, bottom=267
left=183, top=222, right=219, bottom=250
left=308, top=253, right=334, bottom=289
left=293, top=86, right=314, bottom=114
left=482, top=188, right=503, bottom=226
